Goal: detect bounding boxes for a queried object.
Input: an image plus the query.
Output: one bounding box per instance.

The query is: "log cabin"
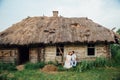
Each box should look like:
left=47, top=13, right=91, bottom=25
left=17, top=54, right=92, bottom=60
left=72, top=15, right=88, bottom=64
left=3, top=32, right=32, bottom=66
left=0, top=11, right=119, bottom=64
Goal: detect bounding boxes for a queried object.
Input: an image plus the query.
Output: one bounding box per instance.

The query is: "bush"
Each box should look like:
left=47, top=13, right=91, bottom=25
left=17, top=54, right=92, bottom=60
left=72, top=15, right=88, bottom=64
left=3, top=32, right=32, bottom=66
left=25, top=62, right=45, bottom=69
left=112, top=73, right=120, bottom=80
left=57, top=65, right=66, bottom=71
left=47, top=61, right=58, bottom=66
left=0, top=62, right=16, bottom=71
left=94, top=57, right=108, bottom=67
left=38, top=62, right=46, bottom=68
left=0, top=72, right=17, bottom=80
left=0, top=73, right=8, bottom=80
left=111, top=44, right=120, bottom=64
left=73, top=60, right=95, bottom=72
left=71, top=57, right=111, bottom=72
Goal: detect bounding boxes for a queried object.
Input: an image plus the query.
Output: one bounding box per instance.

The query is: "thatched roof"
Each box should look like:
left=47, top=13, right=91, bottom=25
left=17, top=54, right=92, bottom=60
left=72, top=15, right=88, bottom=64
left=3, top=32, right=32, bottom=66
left=0, top=13, right=119, bottom=45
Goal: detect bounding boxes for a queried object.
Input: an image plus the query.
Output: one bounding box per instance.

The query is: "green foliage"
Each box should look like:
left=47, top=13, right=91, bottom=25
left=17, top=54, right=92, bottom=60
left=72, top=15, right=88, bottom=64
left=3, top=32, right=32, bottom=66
left=0, top=72, right=17, bottom=80
left=94, top=57, right=108, bottom=67
left=69, top=57, right=111, bottom=72
left=73, top=61, right=94, bottom=72
left=0, top=60, right=120, bottom=80
left=0, top=72, right=8, bottom=80
left=110, top=29, right=120, bottom=64
left=47, top=61, right=59, bottom=66
left=117, top=28, right=120, bottom=34
left=112, top=73, right=120, bottom=80
left=2, top=65, right=119, bottom=80
left=57, top=65, right=66, bottom=71
left=0, top=62, right=16, bottom=71
left=24, top=62, right=45, bottom=69
left=111, top=44, right=120, bottom=63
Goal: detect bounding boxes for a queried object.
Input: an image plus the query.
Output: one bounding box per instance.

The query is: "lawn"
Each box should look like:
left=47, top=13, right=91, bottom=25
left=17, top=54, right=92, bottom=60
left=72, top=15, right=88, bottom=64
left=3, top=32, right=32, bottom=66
left=1, top=57, right=120, bottom=80
left=2, top=65, right=120, bottom=80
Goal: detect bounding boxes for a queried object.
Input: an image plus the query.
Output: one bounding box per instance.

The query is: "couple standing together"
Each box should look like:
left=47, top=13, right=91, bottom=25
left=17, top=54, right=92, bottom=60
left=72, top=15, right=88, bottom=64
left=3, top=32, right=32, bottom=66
left=64, top=51, right=77, bottom=69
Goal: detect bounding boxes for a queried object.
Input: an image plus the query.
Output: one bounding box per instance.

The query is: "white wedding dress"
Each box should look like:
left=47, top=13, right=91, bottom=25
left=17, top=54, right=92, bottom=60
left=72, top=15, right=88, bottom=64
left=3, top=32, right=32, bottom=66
left=64, top=55, right=72, bottom=69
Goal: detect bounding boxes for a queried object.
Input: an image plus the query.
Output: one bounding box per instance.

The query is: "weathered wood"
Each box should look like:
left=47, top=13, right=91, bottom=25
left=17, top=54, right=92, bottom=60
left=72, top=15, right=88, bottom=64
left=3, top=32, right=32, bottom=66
left=45, top=46, right=56, bottom=62
left=29, top=47, right=45, bottom=63
left=0, top=44, right=111, bottom=63
left=0, top=49, right=18, bottom=63
left=29, top=48, right=38, bottom=63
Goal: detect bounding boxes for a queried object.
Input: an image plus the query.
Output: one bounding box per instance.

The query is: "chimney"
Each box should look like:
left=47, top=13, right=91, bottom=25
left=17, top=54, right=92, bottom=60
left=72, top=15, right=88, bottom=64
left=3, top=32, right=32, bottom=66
left=53, top=11, right=58, bottom=17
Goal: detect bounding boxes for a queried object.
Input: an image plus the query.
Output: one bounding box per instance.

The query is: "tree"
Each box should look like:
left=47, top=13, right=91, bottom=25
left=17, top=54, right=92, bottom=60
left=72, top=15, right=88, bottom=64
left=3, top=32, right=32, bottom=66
left=111, top=29, right=120, bottom=63
left=117, top=29, right=120, bottom=34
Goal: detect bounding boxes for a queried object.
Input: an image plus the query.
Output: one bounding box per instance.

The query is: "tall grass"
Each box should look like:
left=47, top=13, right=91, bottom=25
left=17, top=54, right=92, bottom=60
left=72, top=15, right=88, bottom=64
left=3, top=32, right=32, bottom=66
left=7, top=67, right=120, bottom=80
left=94, top=57, right=108, bottom=67
left=69, top=57, right=112, bottom=72
left=24, top=61, right=45, bottom=69
left=111, top=44, right=120, bottom=64
left=0, top=62, right=16, bottom=71
left=0, top=62, right=17, bottom=80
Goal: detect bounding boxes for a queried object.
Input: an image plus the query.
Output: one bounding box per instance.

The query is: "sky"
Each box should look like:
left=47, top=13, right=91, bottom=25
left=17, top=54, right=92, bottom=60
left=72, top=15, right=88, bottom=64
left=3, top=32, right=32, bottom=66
left=0, top=0, right=120, bottom=31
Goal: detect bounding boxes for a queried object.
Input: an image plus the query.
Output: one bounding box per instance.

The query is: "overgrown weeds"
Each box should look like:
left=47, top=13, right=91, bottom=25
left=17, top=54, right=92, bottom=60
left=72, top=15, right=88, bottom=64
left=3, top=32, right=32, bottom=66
left=24, top=61, right=45, bottom=69
left=62, top=57, right=113, bottom=72
left=0, top=62, right=16, bottom=71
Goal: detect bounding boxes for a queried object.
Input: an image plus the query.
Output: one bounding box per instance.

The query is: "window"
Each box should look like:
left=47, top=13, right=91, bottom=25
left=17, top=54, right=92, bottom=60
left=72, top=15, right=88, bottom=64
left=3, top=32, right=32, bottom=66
left=56, top=45, right=64, bottom=56
left=87, top=44, right=95, bottom=56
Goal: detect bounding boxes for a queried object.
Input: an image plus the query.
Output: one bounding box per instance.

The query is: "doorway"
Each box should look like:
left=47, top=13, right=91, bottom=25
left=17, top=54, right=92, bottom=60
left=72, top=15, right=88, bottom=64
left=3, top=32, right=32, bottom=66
left=18, top=46, right=29, bottom=64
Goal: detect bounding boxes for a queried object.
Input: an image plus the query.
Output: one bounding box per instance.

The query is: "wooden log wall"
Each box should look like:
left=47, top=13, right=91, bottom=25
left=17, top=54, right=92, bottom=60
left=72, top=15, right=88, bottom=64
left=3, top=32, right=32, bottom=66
left=29, top=48, right=45, bottom=63
left=64, top=44, right=110, bottom=62
left=29, top=48, right=38, bottom=63
left=0, top=49, right=18, bottom=63
left=64, top=45, right=87, bottom=62
left=95, top=44, right=110, bottom=58
left=0, top=44, right=110, bottom=63
left=45, top=46, right=56, bottom=62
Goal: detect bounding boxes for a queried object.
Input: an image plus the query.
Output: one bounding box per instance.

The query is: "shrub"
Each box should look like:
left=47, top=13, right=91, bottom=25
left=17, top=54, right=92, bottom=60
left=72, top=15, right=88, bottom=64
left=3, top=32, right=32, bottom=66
left=47, top=61, right=59, bottom=66
left=72, top=57, right=111, bottom=72
left=57, top=65, right=66, bottom=71
left=25, top=63, right=37, bottom=69
left=0, top=62, right=16, bottom=71
left=112, top=73, right=120, bottom=80
left=56, top=57, right=111, bottom=72
left=94, top=57, right=108, bottom=67
left=111, top=44, right=120, bottom=64
left=38, top=61, right=46, bottom=68
left=74, top=60, right=95, bottom=72
left=25, top=62, right=45, bottom=69
left=0, top=73, right=8, bottom=80
left=0, top=72, right=17, bottom=80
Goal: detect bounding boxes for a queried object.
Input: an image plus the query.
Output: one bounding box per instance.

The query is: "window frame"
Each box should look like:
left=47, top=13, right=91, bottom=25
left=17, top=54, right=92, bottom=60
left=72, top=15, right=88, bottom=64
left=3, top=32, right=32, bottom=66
left=87, top=44, right=96, bottom=57
left=56, top=45, right=64, bottom=56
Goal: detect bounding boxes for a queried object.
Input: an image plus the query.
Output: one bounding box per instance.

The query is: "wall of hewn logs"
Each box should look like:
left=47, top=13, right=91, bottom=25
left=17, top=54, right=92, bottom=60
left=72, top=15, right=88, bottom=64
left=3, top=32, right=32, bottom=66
left=44, top=44, right=110, bottom=62
left=29, top=48, right=45, bottom=63
left=44, top=46, right=56, bottom=62
left=0, top=44, right=110, bottom=63
left=0, top=49, right=18, bottom=63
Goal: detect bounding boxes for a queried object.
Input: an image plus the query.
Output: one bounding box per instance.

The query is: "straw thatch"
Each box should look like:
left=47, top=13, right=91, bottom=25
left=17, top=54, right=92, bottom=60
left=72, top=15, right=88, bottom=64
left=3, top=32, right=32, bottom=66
left=0, top=16, right=118, bottom=45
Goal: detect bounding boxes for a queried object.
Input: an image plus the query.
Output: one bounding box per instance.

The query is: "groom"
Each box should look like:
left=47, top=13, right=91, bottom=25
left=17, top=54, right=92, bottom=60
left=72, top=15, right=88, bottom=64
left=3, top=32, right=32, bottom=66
left=71, top=51, right=77, bottom=67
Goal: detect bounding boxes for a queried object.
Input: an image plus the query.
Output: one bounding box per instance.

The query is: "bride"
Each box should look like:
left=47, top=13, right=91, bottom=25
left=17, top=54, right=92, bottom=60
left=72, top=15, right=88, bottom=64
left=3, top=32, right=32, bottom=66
left=64, top=52, right=72, bottom=69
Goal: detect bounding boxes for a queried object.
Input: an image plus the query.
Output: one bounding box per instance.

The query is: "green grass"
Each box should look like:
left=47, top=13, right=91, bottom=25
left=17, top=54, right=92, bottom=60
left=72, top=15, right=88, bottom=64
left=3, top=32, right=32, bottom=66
left=0, top=62, right=17, bottom=71
left=24, top=62, right=45, bottom=70
left=0, top=58, right=120, bottom=80
left=1, top=65, right=120, bottom=80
